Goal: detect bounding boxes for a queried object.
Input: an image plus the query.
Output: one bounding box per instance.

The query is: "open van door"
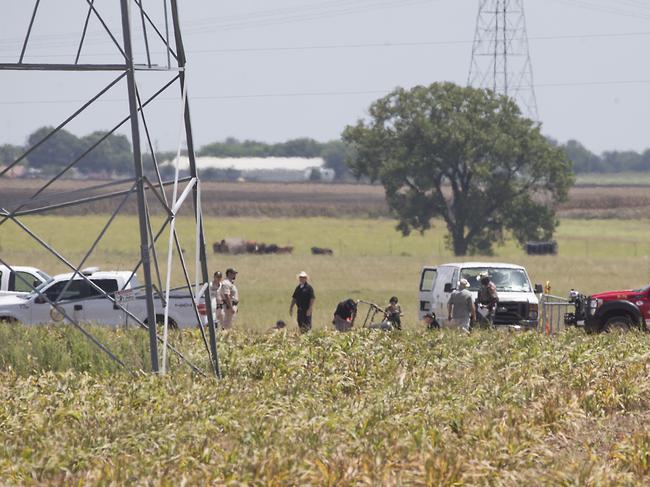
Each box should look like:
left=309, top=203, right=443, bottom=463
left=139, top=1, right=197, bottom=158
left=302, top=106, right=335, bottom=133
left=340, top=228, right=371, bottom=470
left=419, top=267, right=437, bottom=319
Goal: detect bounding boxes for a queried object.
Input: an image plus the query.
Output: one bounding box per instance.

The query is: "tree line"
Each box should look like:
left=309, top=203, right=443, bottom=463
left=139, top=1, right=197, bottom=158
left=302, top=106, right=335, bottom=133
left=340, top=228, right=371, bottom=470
left=0, top=84, right=620, bottom=256
left=2, top=126, right=649, bottom=180
left=0, top=127, right=134, bottom=177
left=562, top=139, right=650, bottom=173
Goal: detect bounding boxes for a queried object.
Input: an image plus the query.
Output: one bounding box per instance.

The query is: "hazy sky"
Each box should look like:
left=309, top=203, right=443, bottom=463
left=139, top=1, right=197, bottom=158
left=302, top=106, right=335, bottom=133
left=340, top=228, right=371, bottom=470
left=1, top=0, right=649, bottom=154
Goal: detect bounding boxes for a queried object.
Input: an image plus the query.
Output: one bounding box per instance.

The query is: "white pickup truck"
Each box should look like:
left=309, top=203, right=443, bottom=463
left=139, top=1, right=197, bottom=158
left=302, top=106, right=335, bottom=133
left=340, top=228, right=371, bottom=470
left=0, top=268, right=206, bottom=328
left=419, top=262, right=543, bottom=329
left=0, top=265, right=52, bottom=296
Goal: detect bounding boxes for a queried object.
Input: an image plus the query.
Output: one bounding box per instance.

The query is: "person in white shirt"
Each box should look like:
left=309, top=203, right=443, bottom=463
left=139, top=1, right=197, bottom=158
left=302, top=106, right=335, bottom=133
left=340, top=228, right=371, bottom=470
left=220, top=268, right=239, bottom=329
left=447, top=278, right=476, bottom=333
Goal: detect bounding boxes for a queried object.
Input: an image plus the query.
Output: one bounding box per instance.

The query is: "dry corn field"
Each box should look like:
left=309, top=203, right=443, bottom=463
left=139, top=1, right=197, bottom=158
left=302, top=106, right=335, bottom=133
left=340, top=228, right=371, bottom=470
left=3, top=328, right=650, bottom=484
left=2, top=179, right=650, bottom=484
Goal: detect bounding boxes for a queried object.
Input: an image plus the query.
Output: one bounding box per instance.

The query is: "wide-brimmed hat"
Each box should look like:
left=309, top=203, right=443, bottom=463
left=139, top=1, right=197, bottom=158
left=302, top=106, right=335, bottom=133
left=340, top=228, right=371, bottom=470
left=298, top=271, right=308, bottom=278
left=458, top=278, right=469, bottom=289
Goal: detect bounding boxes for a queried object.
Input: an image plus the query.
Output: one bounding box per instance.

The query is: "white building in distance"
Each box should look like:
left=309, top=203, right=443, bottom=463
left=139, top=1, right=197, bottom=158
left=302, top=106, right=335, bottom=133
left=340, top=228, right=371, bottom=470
left=163, top=156, right=335, bottom=182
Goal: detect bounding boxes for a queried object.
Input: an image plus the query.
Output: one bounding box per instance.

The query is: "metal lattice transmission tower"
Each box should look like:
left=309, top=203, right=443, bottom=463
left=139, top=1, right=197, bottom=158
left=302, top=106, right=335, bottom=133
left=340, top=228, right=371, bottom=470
left=468, top=0, right=539, bottom=120
left=0, top=1, right=220, bottom=377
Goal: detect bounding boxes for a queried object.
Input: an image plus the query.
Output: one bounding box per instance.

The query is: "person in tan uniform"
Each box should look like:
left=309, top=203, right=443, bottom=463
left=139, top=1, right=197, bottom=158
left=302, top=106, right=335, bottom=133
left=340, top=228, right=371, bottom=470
left=220, top=268, right=239, bottom=329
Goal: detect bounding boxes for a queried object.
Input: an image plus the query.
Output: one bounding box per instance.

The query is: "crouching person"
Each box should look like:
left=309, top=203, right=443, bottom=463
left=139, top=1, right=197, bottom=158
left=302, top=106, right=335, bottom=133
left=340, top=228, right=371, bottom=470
left=423, top=312, right=440, bottom=330
left=332, top=298, right=358, bottom=332
left=447, top=278, right=476, bottom=333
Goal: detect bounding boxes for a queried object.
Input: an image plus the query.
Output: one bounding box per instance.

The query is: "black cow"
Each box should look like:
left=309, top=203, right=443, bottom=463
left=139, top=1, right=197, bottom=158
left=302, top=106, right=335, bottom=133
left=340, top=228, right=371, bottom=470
left=311, top=246, right=333, bottom=256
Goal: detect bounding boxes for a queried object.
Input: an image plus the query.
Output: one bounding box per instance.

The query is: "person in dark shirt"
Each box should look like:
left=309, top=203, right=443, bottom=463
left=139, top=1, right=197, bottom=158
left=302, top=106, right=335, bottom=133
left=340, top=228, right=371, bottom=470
left=289, top=271, right=315, bottom=333
left=332, top=298, right=358, bottom=332
left=476, top=271, right=499, bottom=328
left=384, top=296, right=402, bottom=330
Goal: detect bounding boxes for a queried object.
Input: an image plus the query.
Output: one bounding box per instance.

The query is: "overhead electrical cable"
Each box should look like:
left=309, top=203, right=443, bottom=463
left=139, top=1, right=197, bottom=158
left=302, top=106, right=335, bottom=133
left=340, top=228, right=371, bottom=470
left=2, top=78, right=650, bottom=106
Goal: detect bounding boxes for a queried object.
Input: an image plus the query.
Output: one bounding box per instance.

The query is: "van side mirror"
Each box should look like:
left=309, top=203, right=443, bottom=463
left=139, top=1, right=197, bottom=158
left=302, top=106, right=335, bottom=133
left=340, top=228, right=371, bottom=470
left=444, top=283, right=453, bottom=293
left=34, top=295, right=46, bottom=304
left=534, top=283, right=544, bottom=294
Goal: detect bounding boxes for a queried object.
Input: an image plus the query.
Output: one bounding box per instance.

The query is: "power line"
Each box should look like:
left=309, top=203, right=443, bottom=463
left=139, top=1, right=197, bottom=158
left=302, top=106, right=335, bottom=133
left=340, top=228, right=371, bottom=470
left=547, top=0, right=650, bottom=20
left=2, top=29, right=649, bottom=58
left=2, top=78, right=650, bottom=106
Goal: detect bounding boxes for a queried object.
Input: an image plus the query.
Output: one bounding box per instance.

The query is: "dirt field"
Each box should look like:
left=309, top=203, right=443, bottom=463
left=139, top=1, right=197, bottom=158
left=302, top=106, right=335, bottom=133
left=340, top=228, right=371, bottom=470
left=1, top=178, right=649, bottom=218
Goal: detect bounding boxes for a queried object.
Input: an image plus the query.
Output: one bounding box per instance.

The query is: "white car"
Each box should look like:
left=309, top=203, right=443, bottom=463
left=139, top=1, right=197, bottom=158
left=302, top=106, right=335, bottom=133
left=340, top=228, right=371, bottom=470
left=0, top=268, right=206, bottom=328
left=0, top=265, right=52, bottom=296
left=418, top=262, right=543, bottom=329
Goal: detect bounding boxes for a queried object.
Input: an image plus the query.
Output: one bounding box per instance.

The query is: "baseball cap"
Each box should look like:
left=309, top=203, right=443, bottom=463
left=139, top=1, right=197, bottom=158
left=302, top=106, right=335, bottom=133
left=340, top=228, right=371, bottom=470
left=226, top=267, right=238, bottom=275
left=458, top=278, right=469, bottom=288
left=478, top=271, right=489, bottom=279
left=298, top=271, right=308, bottom=278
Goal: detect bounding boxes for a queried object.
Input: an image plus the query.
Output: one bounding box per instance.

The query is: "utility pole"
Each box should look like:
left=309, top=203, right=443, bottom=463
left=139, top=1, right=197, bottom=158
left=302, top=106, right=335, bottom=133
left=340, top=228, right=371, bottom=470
left=0, top=2, right=220, bottom=377
left=468, top=0, right=539, bottom=121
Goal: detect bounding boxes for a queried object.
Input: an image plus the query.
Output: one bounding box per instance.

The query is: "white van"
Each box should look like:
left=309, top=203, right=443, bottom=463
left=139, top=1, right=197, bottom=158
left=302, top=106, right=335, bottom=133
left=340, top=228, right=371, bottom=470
left=418, top=262, right=543, bottom=329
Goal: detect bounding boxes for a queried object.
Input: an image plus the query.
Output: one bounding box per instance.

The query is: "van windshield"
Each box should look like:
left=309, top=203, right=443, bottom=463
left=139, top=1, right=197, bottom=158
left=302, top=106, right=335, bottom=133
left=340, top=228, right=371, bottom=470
left=461, top=268, right=531, bottom=293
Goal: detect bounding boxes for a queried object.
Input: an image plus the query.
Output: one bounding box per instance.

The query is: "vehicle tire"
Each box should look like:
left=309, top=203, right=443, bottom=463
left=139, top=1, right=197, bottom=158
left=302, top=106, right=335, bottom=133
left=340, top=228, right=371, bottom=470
left=584, top=319, right=602, bottom=334
left=0, top=316, right=17, bottom=324
left=603, top=315, right=633, bottom=332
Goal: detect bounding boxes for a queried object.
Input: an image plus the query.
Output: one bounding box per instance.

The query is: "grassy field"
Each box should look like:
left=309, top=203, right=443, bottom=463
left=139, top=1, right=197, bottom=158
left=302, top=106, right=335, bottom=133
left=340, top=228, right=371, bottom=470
left=1, top=215, right=650, bottom=332
left=3, top=215, right=650, bottom=484
left=575, top=172, right=650, bottom=186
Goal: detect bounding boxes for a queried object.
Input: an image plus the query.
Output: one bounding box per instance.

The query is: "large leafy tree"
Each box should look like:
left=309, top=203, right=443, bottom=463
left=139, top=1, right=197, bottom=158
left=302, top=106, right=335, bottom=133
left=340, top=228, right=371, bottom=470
left=342, top=82, right=574, bottom=255
left=80, top=131, right=133, bottom=175
left=26, top=126, right=83, bottom=170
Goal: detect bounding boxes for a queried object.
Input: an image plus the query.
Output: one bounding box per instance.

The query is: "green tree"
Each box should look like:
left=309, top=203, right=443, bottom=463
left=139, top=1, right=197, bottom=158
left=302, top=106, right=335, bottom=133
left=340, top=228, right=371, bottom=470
left=342, top=82, right=574, bottom=256
left=562, top=139, right=601, bottom=173
left=273, top=138, right=321, bottom=158
left=79, top=131, right=133, bottom=175
left=26, top=126, right=83, bottom=170
left=321, top=140, right=353, bottom=180
left=0, top=144, right=23, bottom=166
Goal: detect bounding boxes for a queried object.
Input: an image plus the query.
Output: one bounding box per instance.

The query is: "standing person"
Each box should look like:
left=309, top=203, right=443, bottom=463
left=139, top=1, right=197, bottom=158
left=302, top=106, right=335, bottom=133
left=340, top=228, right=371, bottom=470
left=447, top=278, right=476, bottom=333
left=332, top=298, right=358, bottom=332
left=476, top=271, right=499, bottom=328
left=384, top=296, right=402, bottom=330
left=289, top=271, right=315, bottom=333
left=220, top=268, right=239, bottom=330
left=210, top=271, right=225, bottom=326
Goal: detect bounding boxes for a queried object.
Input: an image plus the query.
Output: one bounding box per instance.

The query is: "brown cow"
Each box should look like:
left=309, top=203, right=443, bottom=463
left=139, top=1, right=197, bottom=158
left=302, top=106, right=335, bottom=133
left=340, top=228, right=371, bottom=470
left=213, top=240, right=228, bottom=253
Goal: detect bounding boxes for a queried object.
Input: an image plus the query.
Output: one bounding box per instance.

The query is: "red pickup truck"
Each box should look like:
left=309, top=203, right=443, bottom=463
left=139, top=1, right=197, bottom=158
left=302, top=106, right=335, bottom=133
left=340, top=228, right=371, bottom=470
left=565, top=285, right=650, bottom=333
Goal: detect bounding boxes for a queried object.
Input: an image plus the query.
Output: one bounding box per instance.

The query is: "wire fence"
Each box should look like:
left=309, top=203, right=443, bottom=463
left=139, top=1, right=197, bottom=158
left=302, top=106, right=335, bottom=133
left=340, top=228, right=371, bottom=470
left=539, top=294, right=572, bottom=334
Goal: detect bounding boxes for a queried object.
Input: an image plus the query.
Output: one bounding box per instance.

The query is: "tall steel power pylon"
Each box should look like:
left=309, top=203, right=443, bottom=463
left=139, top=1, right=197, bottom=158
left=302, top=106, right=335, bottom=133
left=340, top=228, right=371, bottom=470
left=0, top=2, right=220, bottom=377
left=468, top=0, right=539, bottom=120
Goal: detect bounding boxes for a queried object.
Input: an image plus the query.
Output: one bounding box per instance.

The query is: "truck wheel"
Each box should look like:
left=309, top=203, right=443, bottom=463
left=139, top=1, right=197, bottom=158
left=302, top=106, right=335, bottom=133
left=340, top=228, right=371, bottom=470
left=584, top=320, right=601, bottom=334
left=604, top=315, right=632, bottom=332
left=0, top=316, right=17, bottom=324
